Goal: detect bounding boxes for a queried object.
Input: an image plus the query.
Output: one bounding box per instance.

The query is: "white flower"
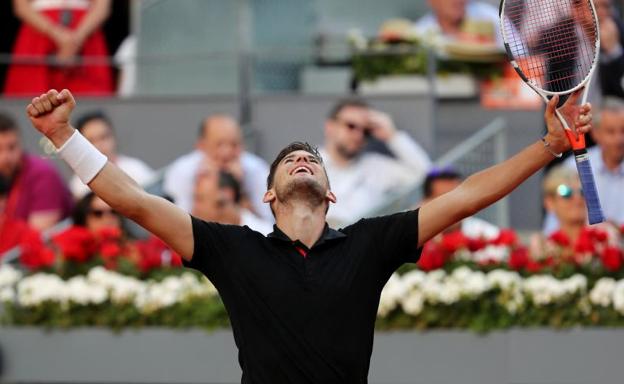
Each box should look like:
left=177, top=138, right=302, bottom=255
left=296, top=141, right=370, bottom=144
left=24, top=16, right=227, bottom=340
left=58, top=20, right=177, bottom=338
left=378, top=274, right=403, bottom=317
left=472, top=245, right=509, bottom=264
left=612, top=280, right=624, bottom=315
left=0, top=287, right=15, bottom=303
left=523, top=275, right=564, bottom=306
left=589, top=278, right=617, bottom=307
left=401, top=291, right=424, bottom=316
left=17, top=273, right=67, bottom=307
left=562, top=274, right=587, bottom=295
left=487, top=270, right=521, bottom=291
left=0, top=265, right=23, bottom=288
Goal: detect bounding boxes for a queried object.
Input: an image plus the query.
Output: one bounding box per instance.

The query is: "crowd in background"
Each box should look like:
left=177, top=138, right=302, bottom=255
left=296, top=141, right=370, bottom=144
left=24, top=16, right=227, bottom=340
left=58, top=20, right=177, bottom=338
left=1, top=0, right=624, bottom=272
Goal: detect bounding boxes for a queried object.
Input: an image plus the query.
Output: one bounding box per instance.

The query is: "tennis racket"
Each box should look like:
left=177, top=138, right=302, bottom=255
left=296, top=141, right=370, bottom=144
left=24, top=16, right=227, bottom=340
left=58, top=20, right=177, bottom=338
left=500, top=0, right=604, bottom=224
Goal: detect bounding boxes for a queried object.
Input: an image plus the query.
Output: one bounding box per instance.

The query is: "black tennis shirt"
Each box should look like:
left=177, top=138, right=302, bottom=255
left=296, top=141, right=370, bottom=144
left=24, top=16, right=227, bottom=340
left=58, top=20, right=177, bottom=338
left=183, top=209, right=422, bottom=384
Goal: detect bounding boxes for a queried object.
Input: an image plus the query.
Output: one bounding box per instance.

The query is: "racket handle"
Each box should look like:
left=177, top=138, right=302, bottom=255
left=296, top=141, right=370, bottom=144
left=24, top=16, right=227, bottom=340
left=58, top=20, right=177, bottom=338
left=572, top=149, right=604, bottom=224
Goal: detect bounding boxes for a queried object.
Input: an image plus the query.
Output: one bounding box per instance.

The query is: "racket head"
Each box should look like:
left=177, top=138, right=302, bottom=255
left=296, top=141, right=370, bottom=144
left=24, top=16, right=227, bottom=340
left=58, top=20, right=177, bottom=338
left=499, top=0, right=600, bottom=96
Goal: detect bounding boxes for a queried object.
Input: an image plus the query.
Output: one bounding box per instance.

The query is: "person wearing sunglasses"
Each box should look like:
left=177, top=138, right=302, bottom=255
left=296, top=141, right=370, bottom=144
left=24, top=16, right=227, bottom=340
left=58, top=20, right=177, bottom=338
left=542, top=166, right=588, bottom=242
left=320, top=98, right=432, bottom=227
left=72, top=191, right=121, bottom=235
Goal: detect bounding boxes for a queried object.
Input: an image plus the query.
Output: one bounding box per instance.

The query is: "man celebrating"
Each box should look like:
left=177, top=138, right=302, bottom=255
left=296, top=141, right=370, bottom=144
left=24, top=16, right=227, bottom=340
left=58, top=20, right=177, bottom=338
left=26, top=88, right=591, bottom=383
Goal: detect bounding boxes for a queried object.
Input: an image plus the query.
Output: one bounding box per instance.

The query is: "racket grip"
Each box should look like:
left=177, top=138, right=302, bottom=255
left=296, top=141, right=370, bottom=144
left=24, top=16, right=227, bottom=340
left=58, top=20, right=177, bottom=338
left=572, top=149, right=604, bottom=224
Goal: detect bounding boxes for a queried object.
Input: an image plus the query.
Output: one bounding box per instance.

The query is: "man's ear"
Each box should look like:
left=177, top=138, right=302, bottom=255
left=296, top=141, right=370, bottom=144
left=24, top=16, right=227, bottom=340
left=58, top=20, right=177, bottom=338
left=263, top=189, right=276, bottom=204
left=544, top=196, right=556, bottom=212
left=326, top=190, right=337, bottom=204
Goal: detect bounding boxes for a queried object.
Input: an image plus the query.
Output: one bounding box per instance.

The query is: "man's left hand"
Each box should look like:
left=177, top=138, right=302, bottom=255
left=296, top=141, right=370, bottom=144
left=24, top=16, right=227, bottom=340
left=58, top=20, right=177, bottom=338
left=367, top=110, right=396, bottom=142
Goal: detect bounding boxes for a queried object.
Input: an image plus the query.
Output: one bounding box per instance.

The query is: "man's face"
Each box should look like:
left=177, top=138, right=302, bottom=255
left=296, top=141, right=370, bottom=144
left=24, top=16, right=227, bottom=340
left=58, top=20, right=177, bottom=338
left=429, top=178, right=461, bottom=199
left=0, top=131, right=22, bottom=179
left=266, top=150, right=334, bottom=210
left=545, top=179, right=587, bottom=226
left=594, top=110, right=624, bottom=165
left=325, top=106, right=370, bottom=160
left=192, top=162, right=224, bottom=222
left=199, top=117, right=243, bottom=168
left=428, top=0, right=467, bottom=25
left=81, top=119, right=116, bottom=159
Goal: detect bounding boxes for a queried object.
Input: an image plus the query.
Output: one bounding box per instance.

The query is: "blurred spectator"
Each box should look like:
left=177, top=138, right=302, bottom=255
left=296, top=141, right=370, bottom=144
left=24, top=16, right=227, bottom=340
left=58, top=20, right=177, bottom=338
left=71, top=191, right=121, bottom=234
left=595, top=0, right=624, bottom=100
left=420, top=167, right=499, bottom=238
left=164, top=114, right=272, bottom=221
left=543, top=107, right=624, bottom=233
left=192, top=161, right=272, bottom=236
left=319, top=98, right=431, bottom=227
left=69, top=110, right=155, bottom=198
left=542, top=166, right=587, bottom=243
left=0, top=111, right=72, bottom=231
left=413, top=0, right=502, bottom=45
left=4, top=0, right=113, bottom=96
left=0, top=173, right=53, bottom=268
left=0, top=174, right=32, bottom=254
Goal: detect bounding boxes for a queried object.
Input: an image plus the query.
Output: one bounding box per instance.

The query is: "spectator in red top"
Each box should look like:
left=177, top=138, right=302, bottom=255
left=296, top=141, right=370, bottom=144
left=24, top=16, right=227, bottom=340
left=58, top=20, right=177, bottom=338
left=4, top=0, right=113, bottom=97
left=0, top=111, right=73, bottom=231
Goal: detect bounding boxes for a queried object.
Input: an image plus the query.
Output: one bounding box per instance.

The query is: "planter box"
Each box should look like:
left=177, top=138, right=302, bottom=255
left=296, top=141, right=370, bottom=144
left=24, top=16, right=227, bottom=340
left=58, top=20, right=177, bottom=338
left=1, top=328, right=624, bottom=384
left=359, top=74, right=478, bottom=98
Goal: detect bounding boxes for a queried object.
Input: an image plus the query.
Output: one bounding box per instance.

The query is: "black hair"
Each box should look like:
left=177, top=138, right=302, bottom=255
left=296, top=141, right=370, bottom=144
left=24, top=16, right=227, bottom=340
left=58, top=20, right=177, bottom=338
left=0, top=111, right=18, bottom=134
left=71, top=192, right=98, bottom=227
left=422, top=167, right=463, bottom=198
left=0, top=175, right=10, bottom=196
left=74, top=110, right=113, bottom=134
left=219, top=171, right=242, bottom=203
left=266, top=141, right=325, bottom=189
left=327, top=97, right=370, bottom=120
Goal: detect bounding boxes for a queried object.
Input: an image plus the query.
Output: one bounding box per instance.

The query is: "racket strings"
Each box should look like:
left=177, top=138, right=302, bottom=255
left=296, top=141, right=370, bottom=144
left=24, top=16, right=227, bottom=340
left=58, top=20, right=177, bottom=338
left=502, top=0, right=598, bottom=92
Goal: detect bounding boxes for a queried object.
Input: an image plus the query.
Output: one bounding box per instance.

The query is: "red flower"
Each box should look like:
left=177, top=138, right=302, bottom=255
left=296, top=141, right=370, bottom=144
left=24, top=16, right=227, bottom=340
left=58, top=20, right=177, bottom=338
left=574, top=229, right=596, bottom=254
left=418, top=241, right=446, bottom=271
left=19, top=230, right=54, bottom=269
left=52, top=226, right=97, bottom=262
left=96, top=227, right=122, bottom=242
left=440, top=231, right=469, bottom=253
left=493, top=229, right=517, bottom=246
left=589, top=228, right=608, bottom=243
left=549, top=230, right=571, bottom=247
left=467, top=237, right=487, bottom=252
left=600, top=247, right=622, bottom=272
left=100, top=242, right=122, bottom=258
left=136, top=236, right=182, bottom=273
left=509, top=247, right=529, bottom=270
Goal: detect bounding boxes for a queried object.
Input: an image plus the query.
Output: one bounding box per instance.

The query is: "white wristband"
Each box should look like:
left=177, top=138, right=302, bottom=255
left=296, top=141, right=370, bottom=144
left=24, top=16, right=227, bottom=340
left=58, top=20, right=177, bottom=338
left=56, top=130, right=108, bottom=184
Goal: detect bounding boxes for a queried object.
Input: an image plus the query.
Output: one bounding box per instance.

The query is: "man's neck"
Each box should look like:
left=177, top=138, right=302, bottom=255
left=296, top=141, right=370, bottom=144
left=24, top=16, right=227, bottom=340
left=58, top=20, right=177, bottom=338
left=601, top=152, right=623, bottom=172
left=274, top=203, right=326, bottom=249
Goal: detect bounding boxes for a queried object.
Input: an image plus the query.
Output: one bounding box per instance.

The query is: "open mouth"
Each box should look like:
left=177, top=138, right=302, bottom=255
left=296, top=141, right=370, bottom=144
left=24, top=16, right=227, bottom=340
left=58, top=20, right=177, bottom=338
left=291, top=166, right=313, bottom=175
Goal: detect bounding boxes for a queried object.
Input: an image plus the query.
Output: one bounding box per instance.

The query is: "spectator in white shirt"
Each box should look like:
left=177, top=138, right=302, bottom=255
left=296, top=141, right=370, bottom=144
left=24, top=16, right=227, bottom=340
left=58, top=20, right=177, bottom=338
left=70, top=111, right=155, bottom=198
left=319, top=98, right=432, bottom=227
left=163, top=114, right=272, bottom=221
left=413, top=0, right=502, bottom=45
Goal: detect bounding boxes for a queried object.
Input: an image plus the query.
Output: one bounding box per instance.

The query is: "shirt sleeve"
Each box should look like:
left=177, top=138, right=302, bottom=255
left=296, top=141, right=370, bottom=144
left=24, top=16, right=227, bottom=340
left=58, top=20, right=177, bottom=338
left=356, top=209, right=422, bottom=271
left=182, top=215, right=236, bottom=279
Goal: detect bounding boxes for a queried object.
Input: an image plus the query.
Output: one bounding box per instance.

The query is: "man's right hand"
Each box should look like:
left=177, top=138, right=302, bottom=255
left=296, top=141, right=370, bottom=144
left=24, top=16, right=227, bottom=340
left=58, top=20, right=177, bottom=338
left=26, top=89, right=76, bottom=148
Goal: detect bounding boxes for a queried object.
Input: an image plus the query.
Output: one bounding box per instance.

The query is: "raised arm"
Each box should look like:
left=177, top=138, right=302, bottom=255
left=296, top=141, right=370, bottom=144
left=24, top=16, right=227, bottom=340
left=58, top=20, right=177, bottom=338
left=417, top=91, right=592, bottom=247
left=27, top=89, right=194, bottom=261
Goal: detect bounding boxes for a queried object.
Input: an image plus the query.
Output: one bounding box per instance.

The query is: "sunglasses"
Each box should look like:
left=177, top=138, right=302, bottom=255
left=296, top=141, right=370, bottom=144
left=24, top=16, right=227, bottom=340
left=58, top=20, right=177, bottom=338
left=336, top=119, right=371, bottom=136
left=88, top=208, right=118, bottom=218
left=555, top=184, right=584, bottom=199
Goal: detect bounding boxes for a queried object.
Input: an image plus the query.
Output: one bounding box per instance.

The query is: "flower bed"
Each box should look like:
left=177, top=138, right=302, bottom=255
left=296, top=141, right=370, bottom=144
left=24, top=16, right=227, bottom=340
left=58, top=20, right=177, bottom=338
left=2, top=225, right=624, bottom=331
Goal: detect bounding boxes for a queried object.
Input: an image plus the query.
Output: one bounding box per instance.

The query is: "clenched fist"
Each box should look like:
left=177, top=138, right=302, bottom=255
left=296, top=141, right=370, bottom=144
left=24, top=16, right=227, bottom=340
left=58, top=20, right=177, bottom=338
left=26, top=89, right=77, bottom=148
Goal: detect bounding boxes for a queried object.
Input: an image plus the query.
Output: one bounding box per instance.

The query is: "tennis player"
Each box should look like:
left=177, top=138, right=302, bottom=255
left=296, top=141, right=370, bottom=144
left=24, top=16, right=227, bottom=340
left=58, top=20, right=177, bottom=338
left=27, top=88, right=592, bottom=383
